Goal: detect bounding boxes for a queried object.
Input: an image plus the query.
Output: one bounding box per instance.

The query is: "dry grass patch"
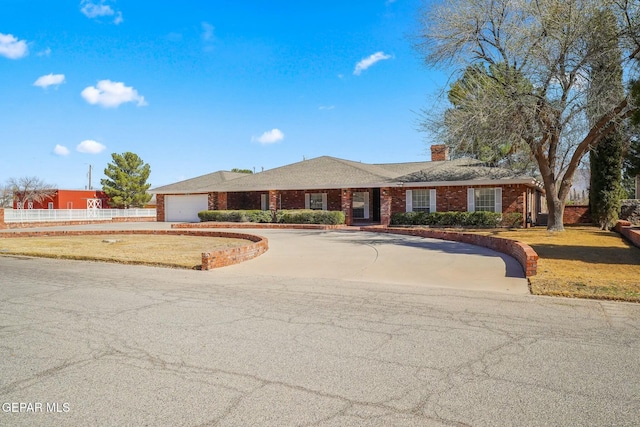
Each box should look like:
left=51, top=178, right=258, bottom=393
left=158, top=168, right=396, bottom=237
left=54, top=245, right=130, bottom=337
left=0, top=234, right=250, bottom=269
left=473, top=226, right=640, bottom=302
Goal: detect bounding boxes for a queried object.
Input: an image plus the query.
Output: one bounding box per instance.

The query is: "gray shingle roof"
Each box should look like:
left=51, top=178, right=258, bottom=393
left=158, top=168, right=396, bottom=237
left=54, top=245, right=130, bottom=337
left=215, top=156, right=403, bottom=191
left=395, top=158, right=531, bottom=183
left=151, top=156, right=538, bottom=194
left=150, top=171, right=248, bottom=194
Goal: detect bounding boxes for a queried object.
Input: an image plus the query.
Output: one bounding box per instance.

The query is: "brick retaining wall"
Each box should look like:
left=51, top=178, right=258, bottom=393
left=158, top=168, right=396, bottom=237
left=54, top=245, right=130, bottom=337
left=614, top=220, right=640, bottom=250
left=0, top=229, right=267, bottom=270
left=563, top=205, right=592, bottom=224
left=362, top=226, right=538, bottom=277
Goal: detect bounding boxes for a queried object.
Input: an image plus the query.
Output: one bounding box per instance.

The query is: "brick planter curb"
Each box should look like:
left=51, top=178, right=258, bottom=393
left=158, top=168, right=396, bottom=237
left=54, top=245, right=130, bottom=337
left=614, top=220, right=640, bottom=250
left=0, top=229, right=267, bottom=270
left=172, top=222, right=347, bottom=230
left=360, top=226, right=538, bottom=278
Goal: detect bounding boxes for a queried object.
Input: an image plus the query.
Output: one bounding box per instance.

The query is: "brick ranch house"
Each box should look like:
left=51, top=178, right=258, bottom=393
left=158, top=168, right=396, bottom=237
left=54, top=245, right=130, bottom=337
left=150, top=145, right=545, bottom=226
left=13, top=189, right=110, bottom=210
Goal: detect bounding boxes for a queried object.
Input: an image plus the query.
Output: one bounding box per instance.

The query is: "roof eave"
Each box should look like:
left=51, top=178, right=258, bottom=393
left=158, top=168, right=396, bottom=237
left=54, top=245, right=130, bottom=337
left=395, top=178, right=544, bottom=190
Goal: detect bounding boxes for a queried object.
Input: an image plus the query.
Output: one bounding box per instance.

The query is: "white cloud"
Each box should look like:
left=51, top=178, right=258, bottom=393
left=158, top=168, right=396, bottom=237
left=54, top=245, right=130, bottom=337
left=252, top=129, right=284, bottom=145
left=202, top=22, right=215, bottom=41
left=353, top=51, right=392, bottom=76
left=34, top=73, right=66, bottom=89
left=114, top=11, right=123, bottom=25
left=0, top=33, right=28, bottom=59
left=80, top=1, right=114, bottom=18
left=77, top=140, right=106, bottom=154
left=80, top=1, right=123, bottom=24
left=319, top=105, right=335, bottom=111
left=81, top=80, right=147, bottom=108
left=53, top=145, right=70, bottom=156
left=37, top=47, right=52, bottom=57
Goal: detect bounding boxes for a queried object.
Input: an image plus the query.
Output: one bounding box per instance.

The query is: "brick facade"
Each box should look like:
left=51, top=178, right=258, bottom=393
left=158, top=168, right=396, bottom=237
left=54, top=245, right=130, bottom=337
left=223, top=189, right=344, bottom=211
left=157, top=184, right=537, bottom=227
left=156, top=194, right=165, bottom=221
left=390, top=184, right=528, bottom=215
left=341, top=189, right=353, bottom=226
left=563, top=205, right=592, bottom=224
left=380, top=187, right=392, bottom=226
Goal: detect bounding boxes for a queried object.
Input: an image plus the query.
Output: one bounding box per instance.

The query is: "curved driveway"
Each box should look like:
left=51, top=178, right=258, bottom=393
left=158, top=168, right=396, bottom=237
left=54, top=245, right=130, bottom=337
left=2, top=223, right=528, bottom=294
left=215, top=228, right=528, bottom=294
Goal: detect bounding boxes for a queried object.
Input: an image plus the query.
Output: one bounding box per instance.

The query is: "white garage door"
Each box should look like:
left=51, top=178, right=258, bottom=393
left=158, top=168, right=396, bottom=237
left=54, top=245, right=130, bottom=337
left=165, top=194, right=208, bottom=222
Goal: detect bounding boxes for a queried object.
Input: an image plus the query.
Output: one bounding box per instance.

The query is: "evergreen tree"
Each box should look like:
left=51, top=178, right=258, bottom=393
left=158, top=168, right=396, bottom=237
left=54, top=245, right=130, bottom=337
left=588, top=8, right=625, bottom=230
left=101, top=152, right=152, bottom=208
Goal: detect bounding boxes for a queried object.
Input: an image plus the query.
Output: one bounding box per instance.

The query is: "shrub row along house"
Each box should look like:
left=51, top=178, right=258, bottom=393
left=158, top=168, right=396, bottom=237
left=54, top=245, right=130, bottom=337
left=150, top=145, right=545, bottom=226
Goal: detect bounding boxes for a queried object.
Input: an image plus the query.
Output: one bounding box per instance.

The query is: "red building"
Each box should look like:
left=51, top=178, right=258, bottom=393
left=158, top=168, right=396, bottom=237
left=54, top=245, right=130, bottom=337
left=13, top=189, right=110, bottom=210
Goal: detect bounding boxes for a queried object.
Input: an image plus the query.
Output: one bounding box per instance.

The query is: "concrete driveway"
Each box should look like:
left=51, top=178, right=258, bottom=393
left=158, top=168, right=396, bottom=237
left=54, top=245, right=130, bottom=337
left=0, top=222, right=528, bottom=294
left=212, top=228, right=528, bottom=293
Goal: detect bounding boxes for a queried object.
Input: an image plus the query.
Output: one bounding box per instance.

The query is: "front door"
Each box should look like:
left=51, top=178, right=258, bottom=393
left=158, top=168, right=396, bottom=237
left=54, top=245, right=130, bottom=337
left=352, top=192, right=369, bottom=220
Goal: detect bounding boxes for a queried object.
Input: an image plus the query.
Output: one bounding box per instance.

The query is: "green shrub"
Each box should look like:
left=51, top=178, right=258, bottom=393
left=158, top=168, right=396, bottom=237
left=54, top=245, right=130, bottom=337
left=391, top=211, right=502, bottom=227
left=198, top=209, right=345, bottom=225
left=500, top=212, right=524, bottom=228
left=244, top=210, right=273, bottom=223
left=276, top=209, right=345, bottom=225
left=198, top=210, right=272, bottom=223
left=465, top=211, right=502, bottom=227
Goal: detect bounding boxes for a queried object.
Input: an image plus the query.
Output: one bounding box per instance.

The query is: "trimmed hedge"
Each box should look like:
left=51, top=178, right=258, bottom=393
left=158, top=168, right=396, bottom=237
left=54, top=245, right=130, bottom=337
left=390, top=211, right=504, bottom=228
left=275, top=209, right=345, bottom=225
left=500, top=212, right=524, bottom=228
left=198, top=209, right=345, bottom=225
left=198, top=210, right=273, bottom=223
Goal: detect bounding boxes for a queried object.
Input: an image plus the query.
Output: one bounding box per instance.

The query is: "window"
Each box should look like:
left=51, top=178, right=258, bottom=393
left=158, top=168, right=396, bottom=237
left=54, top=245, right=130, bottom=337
left=412, top=190, right=430, bottom=212
left=305, top=193, right=327, bottom=210
left=475, top=188, right=495, bottom=212
left=468, top=188, right=502, bottom=213
left=48, top=202, right=54, bottom=209
left=405, top=189, right=436, bottom=213
left=260, top=194, right=267, bottom=211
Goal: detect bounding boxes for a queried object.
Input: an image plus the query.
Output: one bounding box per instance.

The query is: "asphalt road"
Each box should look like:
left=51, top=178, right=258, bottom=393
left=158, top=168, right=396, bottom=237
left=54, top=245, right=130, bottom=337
left=1, top=247, right=639, bottom=426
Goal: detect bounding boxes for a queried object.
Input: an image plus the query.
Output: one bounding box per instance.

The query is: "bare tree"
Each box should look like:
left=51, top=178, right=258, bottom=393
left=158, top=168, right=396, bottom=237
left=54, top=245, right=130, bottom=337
left=0, top=184, right=13, bottom=208
left=7, top=177, right=57, bottom=209
left=416, top=0, right=640, bottom=230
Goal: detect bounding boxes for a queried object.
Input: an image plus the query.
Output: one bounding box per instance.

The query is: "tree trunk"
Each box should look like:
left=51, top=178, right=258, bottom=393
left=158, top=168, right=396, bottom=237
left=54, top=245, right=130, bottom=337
left=546, top=196, right=565, bottom=231
left=534, top=147, right=566, bottom=231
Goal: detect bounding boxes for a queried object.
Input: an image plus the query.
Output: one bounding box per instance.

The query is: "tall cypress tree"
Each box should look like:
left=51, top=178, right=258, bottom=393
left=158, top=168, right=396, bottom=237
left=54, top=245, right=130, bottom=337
left=587, top=9, right=625, bottom=230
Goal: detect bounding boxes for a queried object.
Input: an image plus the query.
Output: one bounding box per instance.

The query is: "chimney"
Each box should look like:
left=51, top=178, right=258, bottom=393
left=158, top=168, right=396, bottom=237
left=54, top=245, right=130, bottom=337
left=431, top=144, right=449, bottom=162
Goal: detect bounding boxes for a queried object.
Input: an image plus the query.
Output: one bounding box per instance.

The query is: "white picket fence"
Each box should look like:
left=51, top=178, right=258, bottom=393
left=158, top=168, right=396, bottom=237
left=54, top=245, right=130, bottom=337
left=4, top=208, right=156, bottom=223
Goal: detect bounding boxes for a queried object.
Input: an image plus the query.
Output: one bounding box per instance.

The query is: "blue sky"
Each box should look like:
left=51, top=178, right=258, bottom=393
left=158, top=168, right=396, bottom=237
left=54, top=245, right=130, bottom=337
left=1, top=0, right=449, bottom=189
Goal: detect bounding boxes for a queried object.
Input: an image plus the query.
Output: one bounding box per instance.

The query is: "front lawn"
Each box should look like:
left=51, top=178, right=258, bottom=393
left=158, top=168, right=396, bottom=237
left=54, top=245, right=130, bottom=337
left=474, top=226, right=640, bottom=302
left=0, top=234, right=249, bottom=269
